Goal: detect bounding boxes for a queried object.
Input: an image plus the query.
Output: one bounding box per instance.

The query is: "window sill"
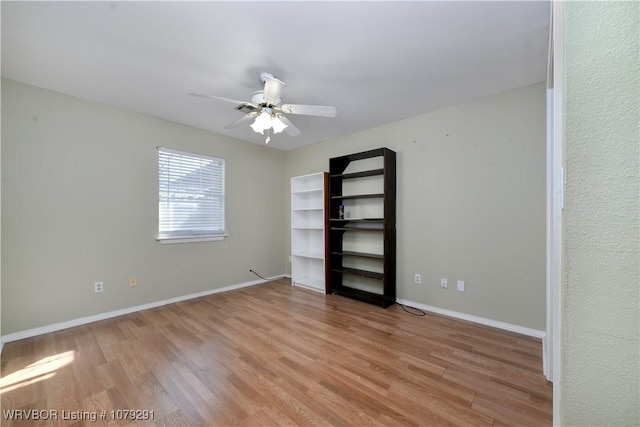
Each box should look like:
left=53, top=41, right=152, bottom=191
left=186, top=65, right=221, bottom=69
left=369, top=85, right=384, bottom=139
left=157, top=235, right=228, bottom=244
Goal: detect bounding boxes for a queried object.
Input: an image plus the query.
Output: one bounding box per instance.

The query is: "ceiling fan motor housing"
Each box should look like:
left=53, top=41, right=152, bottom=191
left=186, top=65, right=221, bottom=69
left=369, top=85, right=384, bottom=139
left=250, top=90, right=281, bottom=107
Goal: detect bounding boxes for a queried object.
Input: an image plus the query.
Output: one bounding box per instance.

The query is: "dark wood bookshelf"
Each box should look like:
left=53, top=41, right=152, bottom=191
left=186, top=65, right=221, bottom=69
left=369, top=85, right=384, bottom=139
left=326, top=148, right=396, bottom=308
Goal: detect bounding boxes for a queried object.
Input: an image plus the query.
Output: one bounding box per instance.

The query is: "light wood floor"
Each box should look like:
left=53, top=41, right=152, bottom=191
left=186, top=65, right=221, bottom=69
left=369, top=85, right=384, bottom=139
left=1, top=279, right=552, bottom=426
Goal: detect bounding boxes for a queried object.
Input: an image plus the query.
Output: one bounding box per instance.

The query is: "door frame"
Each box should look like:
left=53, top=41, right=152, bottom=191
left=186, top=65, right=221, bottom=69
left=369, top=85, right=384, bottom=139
left=545, top=1, right=564, bottom=423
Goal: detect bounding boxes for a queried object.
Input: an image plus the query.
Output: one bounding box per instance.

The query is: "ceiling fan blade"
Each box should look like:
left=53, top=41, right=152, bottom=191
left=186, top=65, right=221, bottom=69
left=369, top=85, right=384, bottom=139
left=189, top=92, right=253, bottom=107
left=262, top=77, right=286, bottom=104
left=278, top=114, right=301, bottom=137
left=224, top=112, right=259, bottom=129
left=280, top=104, right=337, bottom=117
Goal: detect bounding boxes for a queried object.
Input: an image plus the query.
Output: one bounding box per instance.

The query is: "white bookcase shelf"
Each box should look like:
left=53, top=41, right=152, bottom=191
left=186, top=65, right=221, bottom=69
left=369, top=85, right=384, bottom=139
left=291, top=172, right=328, bottom=293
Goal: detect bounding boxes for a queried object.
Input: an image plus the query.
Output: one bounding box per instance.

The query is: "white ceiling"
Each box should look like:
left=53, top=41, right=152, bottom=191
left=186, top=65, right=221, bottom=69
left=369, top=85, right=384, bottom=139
left=2, top=1, right=550, bottom=151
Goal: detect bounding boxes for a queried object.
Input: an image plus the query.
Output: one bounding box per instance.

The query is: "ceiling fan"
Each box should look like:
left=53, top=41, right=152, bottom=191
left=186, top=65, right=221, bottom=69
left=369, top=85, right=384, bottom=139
left=190, top=72, right=337, bottom=143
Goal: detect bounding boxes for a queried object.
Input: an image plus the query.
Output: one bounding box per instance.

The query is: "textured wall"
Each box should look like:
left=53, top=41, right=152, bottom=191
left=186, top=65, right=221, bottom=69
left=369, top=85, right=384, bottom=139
left=0, top=71, right=2, bottom=351
left=562, top=2, right=640, bottom=425
left=1, top=79, right=286, bottom=335
left=285, top=83, right=547, bottom=330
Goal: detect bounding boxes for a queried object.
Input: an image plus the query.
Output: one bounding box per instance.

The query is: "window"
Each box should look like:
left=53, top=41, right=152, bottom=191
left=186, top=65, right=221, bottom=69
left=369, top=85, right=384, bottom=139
left=158, top=147, right=226, bottom=243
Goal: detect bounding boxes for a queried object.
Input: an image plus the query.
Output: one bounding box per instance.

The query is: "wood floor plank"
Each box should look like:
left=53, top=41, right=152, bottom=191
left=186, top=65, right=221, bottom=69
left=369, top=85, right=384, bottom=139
left=472, top=393, right=552, bottom=426
left=1, top=279, right=552, bottom=426
left=154, top=409, right=191, bottom=427
left=442, top=366, right=552, bottom=415
left=149, top=370, right=207, bottom=426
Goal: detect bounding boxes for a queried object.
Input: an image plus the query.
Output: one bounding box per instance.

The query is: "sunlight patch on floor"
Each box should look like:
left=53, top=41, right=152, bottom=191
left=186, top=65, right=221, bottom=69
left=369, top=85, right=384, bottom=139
left=0, top=351, right=75, bottom=394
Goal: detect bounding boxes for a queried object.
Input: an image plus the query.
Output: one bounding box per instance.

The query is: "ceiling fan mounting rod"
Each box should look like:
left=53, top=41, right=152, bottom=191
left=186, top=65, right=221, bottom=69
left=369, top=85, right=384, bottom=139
left=259, top=72, right=275, bottom=83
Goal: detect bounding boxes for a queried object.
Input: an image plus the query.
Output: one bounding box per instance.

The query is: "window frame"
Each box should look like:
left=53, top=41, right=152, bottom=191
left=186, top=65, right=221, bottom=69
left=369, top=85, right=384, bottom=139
left=157, top=147, right=227, bottom=244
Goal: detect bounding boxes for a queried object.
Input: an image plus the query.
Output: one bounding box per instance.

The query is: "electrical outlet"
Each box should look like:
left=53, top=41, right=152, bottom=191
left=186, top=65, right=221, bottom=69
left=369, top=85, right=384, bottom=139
left=457, top=280, right=465, bottom=292
left=94, top=281, right=103, bottom=293
left=129, top=276, right=137, bottom=288
left=414, top=274, right=421, bottom=284
left=440, top=278, right=448, bottom=289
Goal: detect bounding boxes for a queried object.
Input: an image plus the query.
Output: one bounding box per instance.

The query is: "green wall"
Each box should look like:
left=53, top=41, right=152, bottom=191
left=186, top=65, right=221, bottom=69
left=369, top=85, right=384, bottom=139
left=1, top=79, right=286, bottom=335
left=285, top=83, right=547, bottom=331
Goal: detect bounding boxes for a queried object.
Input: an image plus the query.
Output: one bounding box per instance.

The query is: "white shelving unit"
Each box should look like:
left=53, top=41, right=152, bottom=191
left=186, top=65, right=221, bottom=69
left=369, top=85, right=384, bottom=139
left=291, top=172, right=327, bottom=292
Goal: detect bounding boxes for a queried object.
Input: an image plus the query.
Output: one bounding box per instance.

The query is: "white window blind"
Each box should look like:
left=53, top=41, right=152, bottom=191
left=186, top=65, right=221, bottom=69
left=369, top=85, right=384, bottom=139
left=158, top=147, right=225, bottom=241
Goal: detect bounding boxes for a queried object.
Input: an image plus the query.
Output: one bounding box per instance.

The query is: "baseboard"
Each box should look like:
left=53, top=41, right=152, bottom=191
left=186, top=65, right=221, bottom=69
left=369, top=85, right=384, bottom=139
left=1, top=274, right=287, bottom=344
left=396, top=298, right=545, bottom=339
left=2, top=281, right=543, bottom=345
left=292, top=283, right=325, bottom=293
left=542, top=335, right=550, bottom=380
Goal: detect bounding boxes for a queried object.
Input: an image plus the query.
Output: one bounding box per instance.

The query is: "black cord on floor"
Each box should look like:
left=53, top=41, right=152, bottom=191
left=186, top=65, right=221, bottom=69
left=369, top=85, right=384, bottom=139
left=398, top=303, right=426, bottom=316
left=249, top=269, right=269, bottom=281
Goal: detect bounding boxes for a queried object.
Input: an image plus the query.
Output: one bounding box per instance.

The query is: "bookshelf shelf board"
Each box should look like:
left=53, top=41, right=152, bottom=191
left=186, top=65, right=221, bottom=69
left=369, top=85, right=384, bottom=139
left=330, top=227, right=383, bottom=232
left=293, top=252, right=324, bottom=260
left=330, top=218, right=383, bottom=222
left=332, top=267, right=384, bottom=280
left=330, top=169, right=384, bottom=179
left=331, top=193, right=384, bottom=200
left=331, top=251, right=384, bottom=260
left=330, top=286, right=395, bottom=308
left=292, top=188, right=323, bottom=195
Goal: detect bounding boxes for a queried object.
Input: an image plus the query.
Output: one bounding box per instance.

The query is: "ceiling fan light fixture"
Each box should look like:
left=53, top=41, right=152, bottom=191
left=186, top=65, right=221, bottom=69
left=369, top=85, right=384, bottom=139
left=249, top=110, right=270, bottom=134
left=271, top=115, right=288, bottom=134
left=250, top=108, right=288, bottom=136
